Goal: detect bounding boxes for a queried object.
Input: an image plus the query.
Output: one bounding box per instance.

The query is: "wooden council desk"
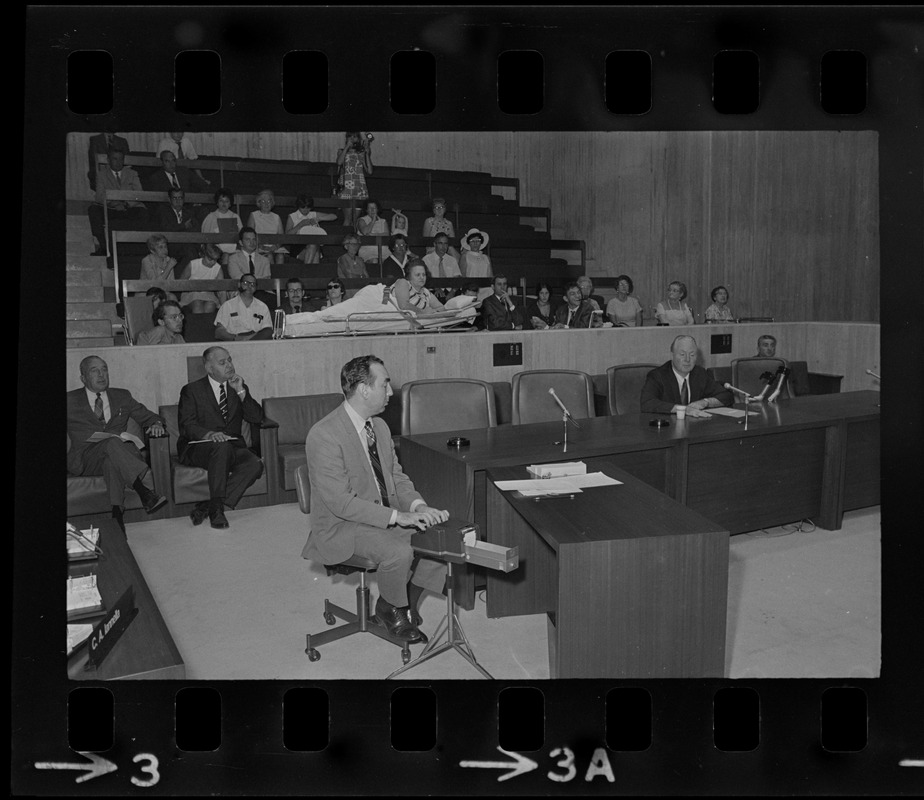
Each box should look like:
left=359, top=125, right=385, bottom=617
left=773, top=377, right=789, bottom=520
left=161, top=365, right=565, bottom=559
left=399, top=391, right=880, bottom=610
left=487, top=461, right=729, bottom=678
left=68, top=520, right=185, bottom=680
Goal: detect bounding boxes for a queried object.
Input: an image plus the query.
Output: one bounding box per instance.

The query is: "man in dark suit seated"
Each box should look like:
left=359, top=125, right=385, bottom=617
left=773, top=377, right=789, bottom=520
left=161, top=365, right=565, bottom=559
left=66, top=356, right=167, bottom=522
left=641, top=335, right=734, bottom=417
left=177, top=347, right=265, bottom=529
left=156, top=188, right=199, bottom=233
left=552, top=283, right=601, bottom=328
left=481, top=274, right=523, bottom=331
left=303, top=355, right=450, bottom=643
left=277, top=277, right=323, bottom=315
left=147, top=150, right=209, bottom=194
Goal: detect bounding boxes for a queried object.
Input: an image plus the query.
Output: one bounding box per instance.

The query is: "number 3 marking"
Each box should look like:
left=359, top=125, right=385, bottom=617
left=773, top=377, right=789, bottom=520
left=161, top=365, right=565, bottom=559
left=131, top=753, right=160, bottom=787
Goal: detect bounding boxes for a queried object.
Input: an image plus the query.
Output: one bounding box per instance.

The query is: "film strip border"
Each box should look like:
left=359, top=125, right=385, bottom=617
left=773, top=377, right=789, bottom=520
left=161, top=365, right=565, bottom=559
left=16, top=5, right=924, bottom=796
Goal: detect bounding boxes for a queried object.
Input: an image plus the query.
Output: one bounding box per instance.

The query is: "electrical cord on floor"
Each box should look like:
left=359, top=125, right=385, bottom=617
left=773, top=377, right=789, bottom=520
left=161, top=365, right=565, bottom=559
left=745, top=518, right=816, bottom=537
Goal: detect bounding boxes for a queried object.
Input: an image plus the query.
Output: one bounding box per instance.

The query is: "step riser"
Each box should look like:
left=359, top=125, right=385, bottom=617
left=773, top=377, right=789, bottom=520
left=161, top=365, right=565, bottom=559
left=66, top=272, right=103, bottom=287
left=67, top=320, right=113, bottom=338
left=66, top=286, right=105, bottom=303
left=66, top=303, right=121, bottom=322
left=66, top=337, right=114, bottom=349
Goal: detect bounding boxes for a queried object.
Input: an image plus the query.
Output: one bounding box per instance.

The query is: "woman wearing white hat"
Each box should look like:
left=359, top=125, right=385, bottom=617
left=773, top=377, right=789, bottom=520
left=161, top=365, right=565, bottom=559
left=459, top=228, right=492, bottom=278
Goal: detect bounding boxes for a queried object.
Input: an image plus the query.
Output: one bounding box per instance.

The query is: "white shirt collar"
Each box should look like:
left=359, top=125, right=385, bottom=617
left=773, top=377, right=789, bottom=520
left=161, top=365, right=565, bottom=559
left=343, top=400, right=370, bottom=435
left=671, top=367, right=691, bottom=393
left=207, top=374, right=227, bottom=403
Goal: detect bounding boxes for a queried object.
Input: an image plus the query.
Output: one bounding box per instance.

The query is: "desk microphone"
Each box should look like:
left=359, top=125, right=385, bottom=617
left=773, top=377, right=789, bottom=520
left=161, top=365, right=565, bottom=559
left=588, top=309, right=604, bottom=328
left=549, top=388, right=582, bottom=428
left=723, top=382, right=751, bottom=400
left=866, top=369, right=881, bottom=381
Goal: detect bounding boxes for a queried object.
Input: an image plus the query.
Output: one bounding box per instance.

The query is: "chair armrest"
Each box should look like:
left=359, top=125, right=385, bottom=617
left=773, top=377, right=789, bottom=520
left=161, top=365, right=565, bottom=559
left=259, top=420, right=283, bottom=505
left=148, top=436, right=175, bottom=513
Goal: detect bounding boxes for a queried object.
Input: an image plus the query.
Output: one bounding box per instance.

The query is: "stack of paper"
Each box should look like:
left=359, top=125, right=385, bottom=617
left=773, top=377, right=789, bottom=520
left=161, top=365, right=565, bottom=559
left=527, top=461, right=588, bottom=479
left=67, top=623, right=95, bottom=656
left=495, top=472, right=624, bottom=496
left=67, top=574, right=104, bottom=619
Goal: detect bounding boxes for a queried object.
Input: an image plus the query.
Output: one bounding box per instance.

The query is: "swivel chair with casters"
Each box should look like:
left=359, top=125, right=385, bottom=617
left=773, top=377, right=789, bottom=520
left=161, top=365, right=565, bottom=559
left=606, top=363, right=659, bottom=415
left=294, top=465, right=415, bottom=667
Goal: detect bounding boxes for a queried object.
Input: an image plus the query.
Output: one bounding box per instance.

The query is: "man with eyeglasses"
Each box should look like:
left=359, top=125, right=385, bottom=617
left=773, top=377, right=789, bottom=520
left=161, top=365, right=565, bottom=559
left=278, top=277, right=322, bottom=315
left=137, top=300, right=186, bottom=345
left=214, top=273, right=273, bottom=341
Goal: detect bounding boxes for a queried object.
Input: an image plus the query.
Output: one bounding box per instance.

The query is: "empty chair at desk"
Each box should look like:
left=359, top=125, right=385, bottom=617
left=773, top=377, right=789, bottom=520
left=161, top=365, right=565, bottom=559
left=295, top=464, right=414, bottom=667
left=731, top=357, right=792, bottom=399
left=400, top=378, right=497, bottom=435
left=606, top=363, right=659, bottom=415
left=511, top=369, right=595, bottom=425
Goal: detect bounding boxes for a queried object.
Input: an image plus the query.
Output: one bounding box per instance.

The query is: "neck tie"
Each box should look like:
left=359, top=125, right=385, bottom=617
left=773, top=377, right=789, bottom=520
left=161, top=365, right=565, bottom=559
left=94, top=393, right=105, bottom=422
left=438, top=256, right=444, bottom=276
left=219, top=382, right=229, bottom=421
left=115, top=171, right=121, bottom=182
left=176, top=208, right=183, bottom=224
left=170, top=173, right=178, bottom=188
left=681, top=379, right=690, bottom=406
left=364, top=420, right=390, bottom=507
left=177, top=141, right=185, bottom=160
left=293, top=305, right=300, bottom=314
left=249, top=255, right=254, bottom=272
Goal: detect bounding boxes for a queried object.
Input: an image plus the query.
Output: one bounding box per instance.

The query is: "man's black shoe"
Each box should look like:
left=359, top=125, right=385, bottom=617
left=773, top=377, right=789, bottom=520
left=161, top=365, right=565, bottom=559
left=189, top=501, right=209, bottom=526
left=209, top=500, right=229, bottom=529
left=407, top=582, right=425, bottom=627
left=139, top=489, right=168, bottom=515
left=403, top=607, right=428, bottom=643
left=374, top=596, right=423, bottom=643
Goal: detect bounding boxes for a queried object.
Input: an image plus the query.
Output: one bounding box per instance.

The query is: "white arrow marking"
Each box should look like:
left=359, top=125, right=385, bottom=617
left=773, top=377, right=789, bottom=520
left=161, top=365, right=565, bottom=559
left=35, top=752, right=118, bottom=784
left=899, top=759, right=924, bottom=767
left=460, top=747, right=539, bottom=782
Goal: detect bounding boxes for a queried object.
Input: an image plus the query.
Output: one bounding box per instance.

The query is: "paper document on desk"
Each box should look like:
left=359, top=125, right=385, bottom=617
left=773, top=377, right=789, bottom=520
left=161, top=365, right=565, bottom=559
left=527, top=461, right=587, bottom=478
left=494, top=477, right=584, bottom=496
left=706, top=407, right=757, bottom=418
left=564, top=472, right=623, bottom=488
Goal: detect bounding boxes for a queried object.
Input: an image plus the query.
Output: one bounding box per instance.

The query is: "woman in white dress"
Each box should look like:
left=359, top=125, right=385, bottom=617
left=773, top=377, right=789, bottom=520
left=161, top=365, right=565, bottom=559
left=286, top=194, right=337, bottom=264
left=655, top=281, right=694, bottom=326
left=459, top=228, right=493, bottom=278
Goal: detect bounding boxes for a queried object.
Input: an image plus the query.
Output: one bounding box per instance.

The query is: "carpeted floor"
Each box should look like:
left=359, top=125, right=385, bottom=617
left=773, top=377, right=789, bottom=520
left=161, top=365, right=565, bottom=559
left=125, top=504, right=880, bottom=680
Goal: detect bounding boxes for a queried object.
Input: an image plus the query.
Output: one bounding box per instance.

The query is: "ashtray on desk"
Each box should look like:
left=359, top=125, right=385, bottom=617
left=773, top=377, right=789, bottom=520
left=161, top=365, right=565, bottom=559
left=649, top=418, right=670, bottom=428
left=447, top=436, right=470, bottom=448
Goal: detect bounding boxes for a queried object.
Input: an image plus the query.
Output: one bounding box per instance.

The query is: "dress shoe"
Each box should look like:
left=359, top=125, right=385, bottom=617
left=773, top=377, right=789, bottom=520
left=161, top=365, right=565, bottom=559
left=407, top=582, right=425, bottom=627
left=209, top=500, right=229, bottom=529
left=404, top=608, right=428, bottom=644
left=189, top=501, right=209, bottom=526
left=140, top=489, right=168, bottom=515
left=374, top=596, right=423, bottom=643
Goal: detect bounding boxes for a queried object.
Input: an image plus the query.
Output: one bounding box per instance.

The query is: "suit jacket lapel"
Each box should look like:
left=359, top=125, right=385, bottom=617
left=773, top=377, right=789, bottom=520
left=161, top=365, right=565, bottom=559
left=337, top=406, right=383, bottom=497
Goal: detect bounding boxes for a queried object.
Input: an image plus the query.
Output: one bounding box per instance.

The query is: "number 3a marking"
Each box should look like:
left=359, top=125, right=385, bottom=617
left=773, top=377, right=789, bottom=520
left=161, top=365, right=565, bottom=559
left=131, top=753, right=160, bottom=787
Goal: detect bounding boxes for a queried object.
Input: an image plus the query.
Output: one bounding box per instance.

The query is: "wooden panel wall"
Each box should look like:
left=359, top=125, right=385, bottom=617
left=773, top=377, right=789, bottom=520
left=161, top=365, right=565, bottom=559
left=66, top=130, right=879, bottom=322
left=65, top=322, right=879, bottom=412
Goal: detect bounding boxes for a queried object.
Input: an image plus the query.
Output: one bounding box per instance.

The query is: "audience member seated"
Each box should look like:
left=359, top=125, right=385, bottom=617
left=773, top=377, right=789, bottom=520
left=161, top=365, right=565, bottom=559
left=303, top=354, right=449, bottom=642
left=459, top=229, right=492, bottom=278
left=156, top=188, right=200, bottom=234
left=576, top=276, right=605, bottom=311
left=389, top=208, right=409, bottom=236
left=423, top=233, right=462, bottom=279
left=705, top=285, right=735, bottom=323
left=757, top=334, right=778, bottom=358
left=323, top=279, right=346, bottom=309
left=640, top=335, right=734, bottom=417
left=247, top=189, right=287, bottom=264
left=155, top=131, right=211, bottom=187
left=180, top=242, right=224, bottom=315
left=67, top=355, right=167, bottom=523
left=214, top=273, right=273, bottom=341
left=177, top=346, right=265, bottom=530
left=140, top=234, right=178, bottom=286
left=655, top=280, right=694, bottom=326
left=481, top=275, right=523, bottom=331
left=525, top=283, right=555, bottom=330
left=553, top=282, right=602, bottom=328
left=137, top=300, right=186, bottom=346
left=337, top=234, right=369, bottom=280
left=355, top=199, right=391, bottom=264
left=200, top=188, right=242, bottom=265
left=391, top=262, right=446, bottom=316
left=422, top=197, right=461, bottom=260
left=147, top=149, right=208, bottom=194
left=381, top=234, right=413, bottom=283
left=88, top=148, right=147, bottom=255
left=87, top=130, right=129, bottom=191
left=286, top=194, right=336, bottom=264
left=335, top=132, right=373, bottom=226
left=278, top=277, right=321, bottom=315
left=227, top=227, right=271, bottom=280
left=606, top=274, right=643, bottom=327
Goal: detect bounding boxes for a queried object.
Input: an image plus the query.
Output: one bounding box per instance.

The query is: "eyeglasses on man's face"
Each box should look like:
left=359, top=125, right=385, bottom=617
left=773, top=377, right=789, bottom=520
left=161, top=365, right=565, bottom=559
left=241, top=280, right=257, bottom=288
left=164, top=313, right=184, bottom=321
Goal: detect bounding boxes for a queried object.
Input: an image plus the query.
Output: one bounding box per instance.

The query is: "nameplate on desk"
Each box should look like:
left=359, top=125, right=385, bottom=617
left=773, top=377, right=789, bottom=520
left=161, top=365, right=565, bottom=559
left=86, top=585, right=138, bottom=671
left=493, top=342, right=522, bottom=367
left=711, top=333, right=733, bottom=354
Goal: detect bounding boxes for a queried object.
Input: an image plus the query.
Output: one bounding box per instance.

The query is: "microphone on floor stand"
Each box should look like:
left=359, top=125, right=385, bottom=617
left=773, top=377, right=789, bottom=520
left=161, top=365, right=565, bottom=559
left=866, top=369, right=880, bottom=381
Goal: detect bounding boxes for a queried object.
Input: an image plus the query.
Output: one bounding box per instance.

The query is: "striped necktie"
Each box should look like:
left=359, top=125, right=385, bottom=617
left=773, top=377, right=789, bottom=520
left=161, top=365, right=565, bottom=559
left=94, top=393, right=105, bottom=422
left=219, top=383, right=229, bottom=421
left=364, top=420, right=390, bottom=506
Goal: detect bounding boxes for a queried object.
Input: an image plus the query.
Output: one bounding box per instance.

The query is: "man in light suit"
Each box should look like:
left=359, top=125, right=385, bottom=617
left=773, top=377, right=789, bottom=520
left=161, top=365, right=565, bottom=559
left=67, top=356, right=167, bottom=521
left=303, top=355, right=449, bottom=643
left=177, top=346, right=265, bottom=529
left=640, top=335, right=734, bottom=417
left=87, top=131, right=129, bottom=191
left=87, top=148, right=148, bottom=255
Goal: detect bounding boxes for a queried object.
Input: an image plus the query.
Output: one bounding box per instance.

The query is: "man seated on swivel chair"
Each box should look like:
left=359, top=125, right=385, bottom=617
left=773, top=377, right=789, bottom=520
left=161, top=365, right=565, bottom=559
left=303, top=355, right=449, bottom=644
